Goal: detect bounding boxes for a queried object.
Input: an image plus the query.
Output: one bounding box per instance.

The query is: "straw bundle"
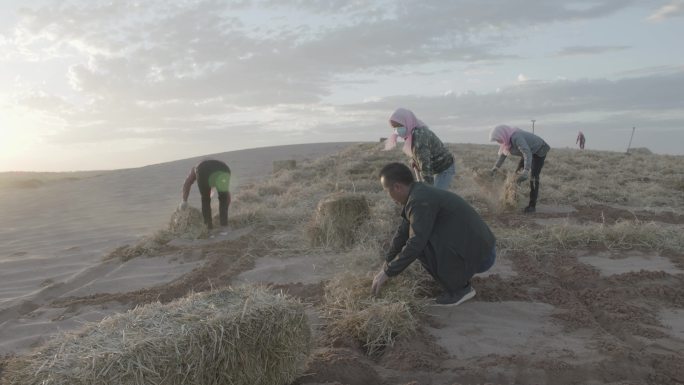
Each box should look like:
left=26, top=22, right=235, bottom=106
left=2, top=286, right=311, bottom=385
left=471, top=168, right=520, bottom=212
left=308, top=193, right=370, bottom=249
left=273, top=159, right=297, bottom=172
left=169, top=206, right=209, bottom=239
left=501, top=173, right=520, bottom=211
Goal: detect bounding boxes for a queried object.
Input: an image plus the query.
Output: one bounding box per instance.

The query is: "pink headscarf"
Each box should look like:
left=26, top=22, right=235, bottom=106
left=384, top=108, right=426, bottom=157
left=489, top=125, right=520, bottom=155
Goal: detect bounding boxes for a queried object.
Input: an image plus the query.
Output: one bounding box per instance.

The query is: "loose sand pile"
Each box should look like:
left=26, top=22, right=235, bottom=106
left=1, top=286, right=311, bottom=385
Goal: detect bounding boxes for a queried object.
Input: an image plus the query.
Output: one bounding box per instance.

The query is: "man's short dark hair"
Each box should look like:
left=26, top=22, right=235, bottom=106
left=379, top=162, right=414, bottom=185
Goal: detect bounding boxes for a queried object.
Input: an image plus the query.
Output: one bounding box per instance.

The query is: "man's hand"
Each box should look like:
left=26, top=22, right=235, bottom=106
left=178, top=201, right=188, bottom=211
left=371, top=269, right=389, bottom=296
left=516, top=170, right=529, bottom=184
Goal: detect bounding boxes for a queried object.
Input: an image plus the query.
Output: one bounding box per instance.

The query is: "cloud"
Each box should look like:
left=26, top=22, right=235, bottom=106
left=331, top=69, right=684, bottom=154
left=553, top=45, right=631, bottom=57
left=614, top=64, right=684, bottom=77
left=3, top=0, right=658, bottom=150
left=10, top=0, right=637, bottom=108
left=341, top=69, right=684, bottom=129
left=648, top=0, right=684, bottom=21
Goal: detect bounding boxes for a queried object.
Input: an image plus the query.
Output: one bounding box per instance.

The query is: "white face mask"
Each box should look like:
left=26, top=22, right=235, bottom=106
left=395, top=126, right=407, bottom=138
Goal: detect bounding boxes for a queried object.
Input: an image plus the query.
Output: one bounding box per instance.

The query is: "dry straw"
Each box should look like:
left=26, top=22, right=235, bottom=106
left=168, top=206, right=209, bottom=239
left=2, top=286, right=311, bottom=385
left=322, top=267, right=431, bottom=356
left=497, top=220, right=684, bottom=257
left=308, top=193, right=371, bottom=249
left=105, top=230, right=170, bottom=261
left=272, top=159, right=297, bottom=173
left=471, top=168, right=521, bottom=212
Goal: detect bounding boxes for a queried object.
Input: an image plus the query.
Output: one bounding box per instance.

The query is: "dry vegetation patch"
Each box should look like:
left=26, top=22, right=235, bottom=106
left=224, top=144, right=683, bottom=384
left=496, top=220, right=684, bottom=258
left=452, top=143, right=684, bottom=214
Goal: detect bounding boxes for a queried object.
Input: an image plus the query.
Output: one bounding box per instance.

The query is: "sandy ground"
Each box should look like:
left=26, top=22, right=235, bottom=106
left=1, top=142, right=683, bottom=385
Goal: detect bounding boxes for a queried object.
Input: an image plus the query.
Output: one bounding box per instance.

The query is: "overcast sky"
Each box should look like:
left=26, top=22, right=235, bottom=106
left=1, top=0, right=683, bottom=171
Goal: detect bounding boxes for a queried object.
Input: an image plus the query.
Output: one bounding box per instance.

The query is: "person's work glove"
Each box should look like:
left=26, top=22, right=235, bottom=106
left=516, top=170, right=529, bottom=184
left=178, top=201, right=188, bottom=210
left=490, top=167, right=498, bottom=176
left=371, top=268, right=389, bottom=296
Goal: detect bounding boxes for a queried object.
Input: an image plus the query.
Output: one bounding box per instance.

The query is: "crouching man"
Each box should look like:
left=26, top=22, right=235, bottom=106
left=371, top=162, right=496, bottom=306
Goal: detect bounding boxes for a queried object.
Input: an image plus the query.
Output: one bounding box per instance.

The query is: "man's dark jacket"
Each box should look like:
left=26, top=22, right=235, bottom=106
left=384, top=182, right=496, bottom=292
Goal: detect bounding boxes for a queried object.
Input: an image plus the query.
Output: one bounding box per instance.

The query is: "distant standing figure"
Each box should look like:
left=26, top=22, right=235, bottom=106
left=384, top=108, right=456, bottom=190
left=180, top=159, right=231, bottom=229
left=489, top=125, right=550, bottom=214
left=577, top=131, right=586, bottom=150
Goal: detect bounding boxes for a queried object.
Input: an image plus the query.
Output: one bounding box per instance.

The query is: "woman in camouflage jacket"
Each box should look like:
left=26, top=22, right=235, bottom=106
left=384, top=108, right=456, bottom=190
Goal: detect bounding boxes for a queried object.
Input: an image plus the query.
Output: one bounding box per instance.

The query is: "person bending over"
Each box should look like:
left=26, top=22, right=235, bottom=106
left=180, top=159, right=231, bottom=230
left=489, top=125, right=550, bottom=213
